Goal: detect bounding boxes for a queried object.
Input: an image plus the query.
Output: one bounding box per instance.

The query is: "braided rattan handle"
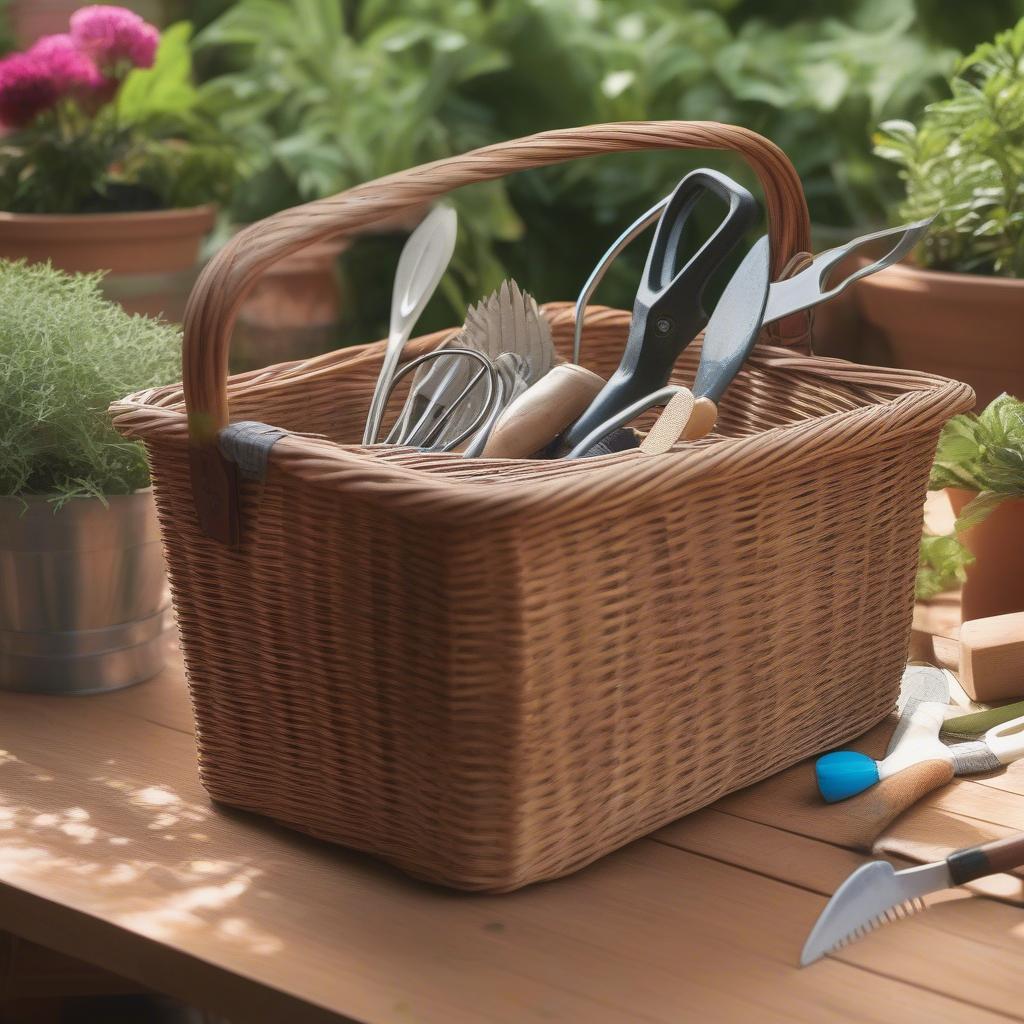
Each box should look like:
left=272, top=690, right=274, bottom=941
left=183, top=121, right=811, bottom=543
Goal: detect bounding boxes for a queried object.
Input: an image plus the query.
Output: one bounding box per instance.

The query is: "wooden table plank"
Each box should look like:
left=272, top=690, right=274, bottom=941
left=1, top=669, right=1016, bottom=1024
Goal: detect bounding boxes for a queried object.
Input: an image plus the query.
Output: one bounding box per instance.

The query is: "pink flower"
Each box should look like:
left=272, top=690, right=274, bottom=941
left=28, top=35, right=104, bottom=94
left=0, top=53, right=59, bottom=129
left=70, top=6, right=160, bottom=73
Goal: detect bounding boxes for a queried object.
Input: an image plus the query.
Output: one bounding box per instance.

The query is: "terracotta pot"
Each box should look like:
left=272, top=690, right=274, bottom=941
left=0, top=206, right=216, bottom=274
left=0, top=205, right=216, bottom=318
left=229, top=204, right=429, bottom=371
left=947, top=488, right=1024, bottom=622
left=7, top=0, right=162, bottom=46
left=232, top=236, right=350, bottom=371
left=855, top=262, right=1024, bottom=409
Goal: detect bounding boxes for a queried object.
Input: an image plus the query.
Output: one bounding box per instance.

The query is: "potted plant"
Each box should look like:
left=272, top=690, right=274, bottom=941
left=0, top=6, right=238, bottom=316
left=861, top=18, right=1024, bottom=409
left=195, top=0, right=521, bottom=367
left=3, top=0, right=160, bottom=49
left=918, top=394, right=1024, bottom=621
left=0, top=259, right=180, bottom=694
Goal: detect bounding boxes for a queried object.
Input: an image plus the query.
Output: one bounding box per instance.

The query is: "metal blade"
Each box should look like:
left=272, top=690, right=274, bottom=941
left=691, top=235, right=771, bottom=403
left=800, top=858, right=951, bottom=966
left=763, top=216, right=934, bottom=326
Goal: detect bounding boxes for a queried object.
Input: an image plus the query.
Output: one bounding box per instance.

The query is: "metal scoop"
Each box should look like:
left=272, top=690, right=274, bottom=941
left=362, top=205, right=458, bottom=444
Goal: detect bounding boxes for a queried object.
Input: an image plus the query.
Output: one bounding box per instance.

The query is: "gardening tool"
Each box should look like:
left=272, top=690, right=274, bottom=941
left=573, top=212, right=934, bottom=367
left=942, top=698, right=1024, bottom=740
left=435, top=280, right=555, bottom=454
left=362, top=205, right=458, bottom=444
left=800, top=832, right=1024, bottom=965
left=564, top=235, right=771, bottom=459
left=561, top=169, right=759, bottom=451
left=366, top=346, right=502, bottom=452
left=816, top=702, right=1024, bottom=803
left=886, top=664, right=953, bottom=757
left=760, top=216, right=935, bottom=326
left=481, top=363, right=606, bottom=459
left=386, top=280, right=554, bottom=454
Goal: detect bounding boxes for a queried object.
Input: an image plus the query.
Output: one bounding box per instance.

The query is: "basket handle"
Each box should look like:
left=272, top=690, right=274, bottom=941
left=183, top=121, right=811, bottom=544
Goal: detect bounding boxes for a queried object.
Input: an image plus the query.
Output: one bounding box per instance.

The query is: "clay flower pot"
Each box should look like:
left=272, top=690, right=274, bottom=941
left=229, top=204, right=432, bottom=371
left=232, top=235, right=351, bottom=371
left=947, top=489, right=1024, bottom=622
left=855, top=263, right=1024, bottom=409
left=0, top=206, right=216, bottom=274
left=6, top=0, right=162, bottom=47
left=0, top=205, right=217, bottom=318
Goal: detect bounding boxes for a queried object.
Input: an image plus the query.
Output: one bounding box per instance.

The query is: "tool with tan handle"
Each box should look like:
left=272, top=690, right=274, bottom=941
left=481, top=363, right=606, bottom=459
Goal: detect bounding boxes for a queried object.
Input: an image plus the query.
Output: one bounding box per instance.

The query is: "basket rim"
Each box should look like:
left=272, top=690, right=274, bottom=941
left=112, top=304, right=974, bottom=522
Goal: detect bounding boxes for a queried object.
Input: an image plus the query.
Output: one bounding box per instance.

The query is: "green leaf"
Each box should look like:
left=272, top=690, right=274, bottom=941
left=916, top=533, right=974, bottom=599
left=117, top=22, right=199, bottom=124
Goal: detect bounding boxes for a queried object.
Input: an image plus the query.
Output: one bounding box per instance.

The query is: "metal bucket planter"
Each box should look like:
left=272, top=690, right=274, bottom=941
left=0, top=492, right=169, bottom=695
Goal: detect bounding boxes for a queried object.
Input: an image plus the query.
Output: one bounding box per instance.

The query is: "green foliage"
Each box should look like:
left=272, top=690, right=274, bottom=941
left=197, top=0, right=956, bottom=332
left=929, top=394, right=1024, bottom=494
left=916, top=533, right=973, bottom=599
left=875, top=18, right=1024, bottom=276
left=0, top=23, right=240, bottom=213
left=917, top=394, right=1024, bottom=597
left=0, top=260, right=181, bottom=503
left=467, top=0, right=955, bottom=310
left=0, top=0, right=14, bottom=57
left=195, top=0, right=520, bottom=309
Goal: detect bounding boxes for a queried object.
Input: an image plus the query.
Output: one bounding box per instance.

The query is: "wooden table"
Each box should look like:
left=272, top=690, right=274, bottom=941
left=1, top=642, right=1022, bottom=1024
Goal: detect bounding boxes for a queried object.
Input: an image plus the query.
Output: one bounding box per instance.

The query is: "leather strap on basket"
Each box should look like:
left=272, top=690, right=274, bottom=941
left=182, top=121, right=812, bottom=544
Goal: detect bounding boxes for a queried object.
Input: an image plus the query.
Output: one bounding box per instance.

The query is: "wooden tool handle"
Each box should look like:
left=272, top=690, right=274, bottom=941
left=947, top=832, right=1024, bottom=884
left=639, top=393, right=718, bottom=455
left=482, top=363, right=605, bottom=459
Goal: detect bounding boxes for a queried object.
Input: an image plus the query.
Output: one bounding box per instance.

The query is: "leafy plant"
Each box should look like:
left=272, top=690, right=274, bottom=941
left=0, top=8, right=239, bottom=213
left=0, top=260, right=181, bottom=504
left=469, top=0, right=956, bottom=311
left=875, top=17, right=1024, bottom=276
left=195, top=0, right=956, bottom=338
left=916, top=394, right=1024, bottom=597
left=195, top=0, right=520, bottom=314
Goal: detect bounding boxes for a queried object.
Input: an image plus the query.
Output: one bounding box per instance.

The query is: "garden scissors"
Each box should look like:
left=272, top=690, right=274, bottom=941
left=573, top=205, right=934, bottom=364
left=562, top=169, right=759, bottom=451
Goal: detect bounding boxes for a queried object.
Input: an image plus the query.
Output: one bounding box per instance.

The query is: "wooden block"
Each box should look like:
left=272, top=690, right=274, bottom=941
left=959, top=611, right=1024, bottom=702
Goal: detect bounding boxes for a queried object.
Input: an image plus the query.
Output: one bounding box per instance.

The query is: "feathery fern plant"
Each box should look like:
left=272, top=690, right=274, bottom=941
left=0, top=260, right=181, bottom=506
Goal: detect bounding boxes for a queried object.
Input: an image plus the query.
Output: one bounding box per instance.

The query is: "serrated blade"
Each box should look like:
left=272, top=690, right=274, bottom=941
left=800, top=858, right=951, bottom=966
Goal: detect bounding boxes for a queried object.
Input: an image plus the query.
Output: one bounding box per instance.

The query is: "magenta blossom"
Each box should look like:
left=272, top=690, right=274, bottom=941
left=0, top=53, right=59, bottom=129
left=28, top=35, right=104, bottom=94
left=70, top=6, right=160, bottom=73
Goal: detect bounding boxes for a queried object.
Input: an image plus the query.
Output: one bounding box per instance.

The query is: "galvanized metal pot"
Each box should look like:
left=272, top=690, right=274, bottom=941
left=0, top=492, right=169, bottom=695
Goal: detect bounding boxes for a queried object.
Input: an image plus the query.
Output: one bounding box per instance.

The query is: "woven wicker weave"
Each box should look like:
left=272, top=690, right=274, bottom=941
left=112, top=123, right=973, bottom=891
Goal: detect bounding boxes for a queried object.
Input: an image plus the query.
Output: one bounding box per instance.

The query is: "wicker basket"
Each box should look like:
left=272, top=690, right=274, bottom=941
left=112, top=122, right=973, bottom=891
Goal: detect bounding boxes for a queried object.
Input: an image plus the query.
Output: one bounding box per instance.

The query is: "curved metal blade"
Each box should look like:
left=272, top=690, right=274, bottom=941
left=800, top=859, right=949, bottom=966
